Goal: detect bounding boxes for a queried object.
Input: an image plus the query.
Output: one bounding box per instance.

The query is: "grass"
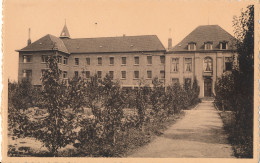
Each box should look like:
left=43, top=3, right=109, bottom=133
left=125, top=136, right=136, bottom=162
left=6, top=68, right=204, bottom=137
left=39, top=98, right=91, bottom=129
left=218, top=111, right=253, bottom=158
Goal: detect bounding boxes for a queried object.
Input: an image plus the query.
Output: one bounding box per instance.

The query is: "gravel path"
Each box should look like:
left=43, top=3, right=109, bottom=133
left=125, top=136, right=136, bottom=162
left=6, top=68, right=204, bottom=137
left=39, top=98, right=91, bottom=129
left=129, top=101, right=234, bottom=158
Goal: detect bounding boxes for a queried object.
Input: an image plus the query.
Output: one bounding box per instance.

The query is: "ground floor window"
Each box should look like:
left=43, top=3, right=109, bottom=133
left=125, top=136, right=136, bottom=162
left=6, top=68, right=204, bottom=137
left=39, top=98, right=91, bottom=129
left=23, top=70, right=32, bottom=79
left=172, top=78, right=179, bottom=84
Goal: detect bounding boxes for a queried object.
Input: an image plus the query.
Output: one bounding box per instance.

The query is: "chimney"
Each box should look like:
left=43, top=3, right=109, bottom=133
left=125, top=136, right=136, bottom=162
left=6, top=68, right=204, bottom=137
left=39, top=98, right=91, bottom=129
left=168, top=38, right=172, bottom=50
left=123, top=34, right=126, bottom=37
left=27, top=28, right=31, bottom=46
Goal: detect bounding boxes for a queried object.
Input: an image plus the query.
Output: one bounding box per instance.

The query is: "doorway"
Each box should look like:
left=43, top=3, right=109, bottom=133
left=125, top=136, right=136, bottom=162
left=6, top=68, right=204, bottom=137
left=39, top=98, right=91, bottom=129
left=204, top=78, right=212, bottom=97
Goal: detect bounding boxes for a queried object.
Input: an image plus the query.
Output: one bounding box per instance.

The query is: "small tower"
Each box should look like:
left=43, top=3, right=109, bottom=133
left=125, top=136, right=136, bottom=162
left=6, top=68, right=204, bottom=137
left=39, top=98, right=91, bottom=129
left=27, top=28, right=31, bottom=45
left=60, top=20, right=70, bottom=39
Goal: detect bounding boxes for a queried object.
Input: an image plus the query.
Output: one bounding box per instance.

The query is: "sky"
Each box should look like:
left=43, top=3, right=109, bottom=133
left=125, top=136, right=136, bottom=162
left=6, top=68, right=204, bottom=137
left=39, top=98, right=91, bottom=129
left=3, top=0, right=252, bottom=81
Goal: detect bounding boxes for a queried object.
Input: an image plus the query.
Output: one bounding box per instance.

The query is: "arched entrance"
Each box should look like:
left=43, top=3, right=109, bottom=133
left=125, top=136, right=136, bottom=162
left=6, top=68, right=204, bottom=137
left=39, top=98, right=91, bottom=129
left=204, top=78, right=212, bottom=97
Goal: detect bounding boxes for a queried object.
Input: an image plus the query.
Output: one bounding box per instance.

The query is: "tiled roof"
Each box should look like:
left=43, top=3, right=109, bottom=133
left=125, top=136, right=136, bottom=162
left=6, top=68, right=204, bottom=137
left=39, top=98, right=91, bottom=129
left=19, top=34, right=69, bottom=54
left=19, top=35, right=165, bottom=54
left=171, top=25, right=236, bottom=51
left=62, top=35, right=165, bottom=53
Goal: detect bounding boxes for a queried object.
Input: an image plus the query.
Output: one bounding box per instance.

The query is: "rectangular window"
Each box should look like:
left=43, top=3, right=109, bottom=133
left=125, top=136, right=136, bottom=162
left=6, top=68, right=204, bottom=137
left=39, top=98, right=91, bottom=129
left=160, top=70, right=165, bottom=79
left=23, top=70, right=32, bottom=79
left=23, top=55, right=32, bottom=63
left=74, top=71, right=79, bottom=77
left=185, top=58, right=192, bottom=72
left=75, top=58, right=79, bottom=65
left=171, top=58, right=179, bottom=72
left=98, top=57, right=102, bottom=65
left=57, top=56, right=62, bottom=64
left=147, top=56, right=152, bottom=65
left=225, top=57, right=233, bottom=71
left=184, top=78, right=191, bottom=89
left=85, top=71, right=90, bottom=78
left=134, top=56, right=139, bottom=65
left=86, top=58, right=90, bottom=65
left=63, top=71, right=67, bottom=78
left=122, top=57, right=126, bottom=65
left=172, top=78, right=179, bottom=84
left=221, top=42, right=228, bottom=50
left=121, top=71, right=126, bottom=79
left=110, top=57, right=114, bottom=65
left=97, top=71, right=102, bottom=79
left=63, top=57, right=68, bottom=65
left=41, top=55, right=48, bottom=63
left=147, top=71, right=152, bottom=79
left=109, top=71, right=114, bottom=79
left=160, top=56, right=165, bottom=64
left=134, top=71, right=139, bottom=79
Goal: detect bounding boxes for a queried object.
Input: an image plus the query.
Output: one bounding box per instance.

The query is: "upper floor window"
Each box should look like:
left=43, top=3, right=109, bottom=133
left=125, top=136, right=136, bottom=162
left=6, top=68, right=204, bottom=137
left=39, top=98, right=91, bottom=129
left=134, top=56, right=139, bottom=65
left=86, top=58, right=90, bottom=65
left=160, top=56, right=165, bottom=64
left=188, top=42, right=196, bottom=50
left=185, top=58, right=192, bottom=72
left=220, top=41, right=228, bottom=50
left=204, top=57, right=213, bottom=72
left=57, top=56, right=62, bottom=64
left=41, top=55, right=49, bottom=63
left=147, top=56, right=152, bottom=65
left=23, top=55, right=32, bottom=63
left=134, top=71, right=139, bottom=79
left=23, top=70, right=32, bottom=79
left=121, top=71, right=126, bottom=79
left=225, top=57, right=233, bottom=71
left=147, top=71, right=152, bottom=79
left=110, top=57, right=114, bottom=65
left=63, top=57, right=68, bottom=65
left=122, top=57, right=127, bottom=65
left=171, top=58, right=179, bottom=72
left=98, top=57, right=102, bottom=65
left=204, top=41, right=213, bottom=50
left=75, top=58, right=79, bottom=65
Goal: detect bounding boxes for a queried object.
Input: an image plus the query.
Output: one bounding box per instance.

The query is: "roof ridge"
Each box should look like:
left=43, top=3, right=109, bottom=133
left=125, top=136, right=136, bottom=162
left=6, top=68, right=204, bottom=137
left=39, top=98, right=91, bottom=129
left=68, top=35, right=158, bottom=40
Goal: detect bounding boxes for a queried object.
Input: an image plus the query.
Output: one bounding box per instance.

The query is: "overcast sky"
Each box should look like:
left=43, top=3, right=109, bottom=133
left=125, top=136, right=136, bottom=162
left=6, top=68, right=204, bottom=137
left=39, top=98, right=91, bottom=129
left=3, top=0, right=251, bottom=81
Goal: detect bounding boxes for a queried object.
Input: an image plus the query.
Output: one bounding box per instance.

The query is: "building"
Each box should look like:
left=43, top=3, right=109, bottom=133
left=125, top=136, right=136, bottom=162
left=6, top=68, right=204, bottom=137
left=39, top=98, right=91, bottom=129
left=17, top=24, right=237, bottom=98
left=166, top=25, right=237, bottom=97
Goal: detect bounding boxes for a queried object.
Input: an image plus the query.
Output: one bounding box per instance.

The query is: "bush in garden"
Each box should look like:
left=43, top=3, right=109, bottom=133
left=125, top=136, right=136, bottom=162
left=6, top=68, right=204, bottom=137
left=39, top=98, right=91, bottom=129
left=150, top=77, right=165, bottom=114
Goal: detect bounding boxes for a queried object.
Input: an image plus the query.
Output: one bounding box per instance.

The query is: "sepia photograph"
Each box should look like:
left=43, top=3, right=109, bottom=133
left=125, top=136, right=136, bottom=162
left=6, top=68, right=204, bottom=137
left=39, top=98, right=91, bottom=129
left=2, top=0, right=258, bottom=162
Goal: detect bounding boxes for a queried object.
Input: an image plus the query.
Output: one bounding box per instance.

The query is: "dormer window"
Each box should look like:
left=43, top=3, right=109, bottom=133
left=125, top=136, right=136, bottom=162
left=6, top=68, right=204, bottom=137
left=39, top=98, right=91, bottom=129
left=188, top=42, right=196, bottom=50
left=204, top=41, right=213, bottom=50
left=220, top=41, right=228, bottom=50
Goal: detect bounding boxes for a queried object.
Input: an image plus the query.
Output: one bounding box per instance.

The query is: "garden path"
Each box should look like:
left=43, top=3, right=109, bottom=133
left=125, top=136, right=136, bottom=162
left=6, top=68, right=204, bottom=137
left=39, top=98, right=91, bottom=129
left=129, top=101, right=234, bottom=158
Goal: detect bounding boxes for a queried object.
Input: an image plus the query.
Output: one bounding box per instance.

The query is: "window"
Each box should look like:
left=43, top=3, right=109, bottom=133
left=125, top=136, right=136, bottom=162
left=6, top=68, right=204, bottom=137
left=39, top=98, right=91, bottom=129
left=23, top=55, right=32, bottom=63
left=185, top=58, right=192, bottom=72
left=160, top=70, right=165, bottom=79
left=134, top=56, right=139, bottom=65
left=147, top=56, right=152, bottom=65
left=109, top=71, right=114, bottom=79
left=110, top=57, right=114, bottom=65
left=57, top=56, right=62, bottom=64
left=220, top=42, right=228, bottom=50
left=41, top=55, right=48, bottom=63
left=204, top=42, right=213, bottom=50
left=160, top=56, right=165, bottom=64
left=184, top=78, right=191, bottom=89
left=63, top=57, right=68, bottom=65
left=97, top=71, right=102, bottom=78
left=121, top=71, right=126, bottom=79
left=204, top=57, right=213, bottom=72
left=225, top=57, right=233, bottom=71
left=122, top=57, right=126, bottom=65
left=85, top=71, right=90, bottom=78
left=63, top=71, right=67, bottom=78
left=74, top=71, right=79, bottom=77
left=86, top=58, right=90, bottom=65
left=147, top=71, right=152, bottom=79
left=98, top=57, right=102, bottom=65
left=171, top=58, right=179, bottom=72
left=23, top=70, right=32, bottom=79
left=75, top=58, right=79, bottom=65
left=188, top=42, right=196, bottom=50
left=172, top=78, right=179, bottom=84
left=134, top=71, right=139, bottom=79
